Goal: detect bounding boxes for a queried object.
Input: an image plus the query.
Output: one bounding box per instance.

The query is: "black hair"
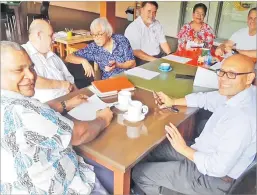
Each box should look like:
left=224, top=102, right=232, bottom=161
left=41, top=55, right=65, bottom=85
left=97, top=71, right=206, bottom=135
left=248, top=7, right=256, bottom=16
left=141, top=1, right=158, bottom=9
left=193, top=3, right=207, bottom=16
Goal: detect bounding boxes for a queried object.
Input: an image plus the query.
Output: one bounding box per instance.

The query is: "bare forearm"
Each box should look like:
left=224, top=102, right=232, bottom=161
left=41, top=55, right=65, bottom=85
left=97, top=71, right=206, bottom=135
left=238, top=50, right=257, bottom=58
left=65, top=53, right=87, bottom=65
left=71, top=118, right=106, bottom=145
left=36, top=76, right=64, bottom=89
left=181, top=146, right=196, bottom=161
left=116, top=60, right=136, bottom=69
left=133, top=50, right=157, bottom=62
left=174, top=98, right=187, bottom=106
left=46, top=98, right=74, bottom=113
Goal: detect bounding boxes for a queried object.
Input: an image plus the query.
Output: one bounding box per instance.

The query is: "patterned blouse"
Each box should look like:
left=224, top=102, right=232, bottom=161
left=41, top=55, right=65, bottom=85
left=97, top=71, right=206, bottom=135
left=0, top=90, right=107, bottom=195
left=177, top=22, right=215, bottom=51
left=74, top=34, right=135, bottom=80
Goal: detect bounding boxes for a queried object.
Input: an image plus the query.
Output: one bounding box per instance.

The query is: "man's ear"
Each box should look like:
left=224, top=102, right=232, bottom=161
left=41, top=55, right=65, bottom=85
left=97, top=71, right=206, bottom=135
left=37, top=31, right=41, bottom=40
left=246, top=72, right=256, bottom=85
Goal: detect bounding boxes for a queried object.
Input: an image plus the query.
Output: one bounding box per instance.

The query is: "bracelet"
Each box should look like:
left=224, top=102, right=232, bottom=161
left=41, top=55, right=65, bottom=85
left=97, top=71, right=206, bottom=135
left=61, top=101, right=67, bottom=115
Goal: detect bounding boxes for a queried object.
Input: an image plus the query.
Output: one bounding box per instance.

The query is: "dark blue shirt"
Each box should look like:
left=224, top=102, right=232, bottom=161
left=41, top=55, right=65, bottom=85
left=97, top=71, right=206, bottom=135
left=74, top=34, right=135, bottom=79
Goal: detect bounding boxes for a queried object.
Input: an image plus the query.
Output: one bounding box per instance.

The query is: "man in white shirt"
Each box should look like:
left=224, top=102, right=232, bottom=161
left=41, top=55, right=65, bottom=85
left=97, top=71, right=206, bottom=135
left=22, top=19, right=77, bottom=103
left=125, top=1, right=171, bottom=66
left=1, top=41, right=113, bottom=194
left=132, top=54, right=256, bottom=195
left=215, top=7, right=256, bottom=58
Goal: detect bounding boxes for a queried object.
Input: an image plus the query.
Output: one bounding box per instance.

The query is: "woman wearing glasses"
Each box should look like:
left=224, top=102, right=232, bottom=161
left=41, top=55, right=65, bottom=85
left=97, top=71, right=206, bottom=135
left=66, top=18, right=136, bottom=80
left=177, top=3, right=215, bottom=51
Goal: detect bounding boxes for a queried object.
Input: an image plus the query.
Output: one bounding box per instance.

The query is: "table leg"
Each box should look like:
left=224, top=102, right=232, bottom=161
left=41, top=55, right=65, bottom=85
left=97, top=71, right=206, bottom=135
left=113, top=169, right=131, bottom=195
left=59, top=43, right=65, bottom=58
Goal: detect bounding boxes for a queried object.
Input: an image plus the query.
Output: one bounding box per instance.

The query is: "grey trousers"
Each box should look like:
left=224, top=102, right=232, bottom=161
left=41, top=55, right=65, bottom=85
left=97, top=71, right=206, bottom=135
left=132, top=140, right=233, bottom=195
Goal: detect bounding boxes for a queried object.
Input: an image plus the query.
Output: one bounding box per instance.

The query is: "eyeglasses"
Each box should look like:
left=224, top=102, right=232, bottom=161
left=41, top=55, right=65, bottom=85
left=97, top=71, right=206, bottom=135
left=90, top=32, right=105, bottom=38
left=215, top=69, right=253, bottom=79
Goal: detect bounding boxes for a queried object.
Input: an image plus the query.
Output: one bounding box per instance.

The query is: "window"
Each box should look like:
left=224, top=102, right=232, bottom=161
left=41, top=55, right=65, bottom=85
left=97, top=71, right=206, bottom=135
left=217, top=1, right=256, bottom=39
left=180, top=1, right=256, bottom=40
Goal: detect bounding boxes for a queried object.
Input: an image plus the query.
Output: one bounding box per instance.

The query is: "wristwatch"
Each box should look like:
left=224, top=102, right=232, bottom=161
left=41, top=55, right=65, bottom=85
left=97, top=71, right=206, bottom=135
left=61, top=101, right=67, bottom=115
left=232, top=48, right=239, bottom=54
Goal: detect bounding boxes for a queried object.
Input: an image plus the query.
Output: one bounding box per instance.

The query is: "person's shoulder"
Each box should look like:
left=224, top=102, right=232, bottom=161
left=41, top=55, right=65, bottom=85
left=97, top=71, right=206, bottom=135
left=113, top=34, right=129, bottom=42
left=234, top=27, right=248, bottom=35
left=126, top=17, right=141, bottom=31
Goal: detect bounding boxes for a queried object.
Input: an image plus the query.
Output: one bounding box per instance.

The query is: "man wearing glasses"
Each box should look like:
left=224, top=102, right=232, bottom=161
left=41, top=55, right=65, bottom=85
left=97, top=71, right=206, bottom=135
left=132, top=54, right=256, bottom=194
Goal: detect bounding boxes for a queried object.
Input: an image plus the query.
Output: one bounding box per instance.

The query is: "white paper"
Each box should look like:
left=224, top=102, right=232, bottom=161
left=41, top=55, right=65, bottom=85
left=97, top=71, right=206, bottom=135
left=125, top=67, right=160, bottom=80
left=193, top=67, right=218, bottom=89
left=210, top=61, right=222, bottom=70
left=162, top=54, right=192, bottom=64
left=68, top=94, right=114, bottom=121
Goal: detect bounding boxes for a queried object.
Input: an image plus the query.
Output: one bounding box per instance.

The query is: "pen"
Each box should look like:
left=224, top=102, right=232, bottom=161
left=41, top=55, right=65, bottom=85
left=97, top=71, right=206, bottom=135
left=153, top=91, right=179, bottom=113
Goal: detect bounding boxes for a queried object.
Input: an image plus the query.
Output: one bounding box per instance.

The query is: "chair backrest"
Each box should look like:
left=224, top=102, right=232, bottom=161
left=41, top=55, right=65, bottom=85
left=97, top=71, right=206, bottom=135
left=40, top=1, right=50, bottom=18
left=227, top=154, right=257, bottom=194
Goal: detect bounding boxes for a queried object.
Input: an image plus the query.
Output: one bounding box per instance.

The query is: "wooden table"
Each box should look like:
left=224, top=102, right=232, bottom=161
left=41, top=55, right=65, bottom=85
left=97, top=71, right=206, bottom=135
left=55, top=34, right=93, bottom=58
left=122, top=58, right=215, bottom=98
left=54, top=87, right=198, bottom=195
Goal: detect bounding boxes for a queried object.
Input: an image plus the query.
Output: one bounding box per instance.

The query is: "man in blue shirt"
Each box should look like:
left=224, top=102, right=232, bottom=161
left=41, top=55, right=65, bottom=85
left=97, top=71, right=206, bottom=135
left=66, top=18, right=136, bottom=80
left=133, top=54, right=256, bottom=195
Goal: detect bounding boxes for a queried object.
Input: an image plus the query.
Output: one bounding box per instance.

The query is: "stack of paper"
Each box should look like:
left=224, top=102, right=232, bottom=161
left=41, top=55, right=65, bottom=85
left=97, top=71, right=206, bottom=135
left=162, top=54, right=192, bottom=64
left=68, top=94, right=115, bottom=121
left=193, top=67, right=218, bottom=89
left=125, top=67, right=160, bottom=80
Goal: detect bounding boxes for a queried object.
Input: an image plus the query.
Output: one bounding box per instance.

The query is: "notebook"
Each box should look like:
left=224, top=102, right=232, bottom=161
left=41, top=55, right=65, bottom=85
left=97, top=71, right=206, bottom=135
left=91, top=76, right=135, bottom=96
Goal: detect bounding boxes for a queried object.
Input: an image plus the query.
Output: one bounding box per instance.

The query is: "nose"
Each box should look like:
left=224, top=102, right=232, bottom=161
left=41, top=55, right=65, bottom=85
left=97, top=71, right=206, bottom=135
left=24, top=69, right=35, bottom=80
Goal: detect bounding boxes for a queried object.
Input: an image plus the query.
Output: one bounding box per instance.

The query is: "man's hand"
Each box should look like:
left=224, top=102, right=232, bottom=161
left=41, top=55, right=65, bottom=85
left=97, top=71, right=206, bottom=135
left=165, top=123, right=187, bottom=154
left=153, top=91, right=174, bottom=109
left=104, top=60, right=116, bottom=72
left=62, top=81, right=74, bottom=92
left=66, top=94, right=88, bottom=110
left=96, top=107, right=113, bottom=129
left=82, top=60, right=95, bottom=77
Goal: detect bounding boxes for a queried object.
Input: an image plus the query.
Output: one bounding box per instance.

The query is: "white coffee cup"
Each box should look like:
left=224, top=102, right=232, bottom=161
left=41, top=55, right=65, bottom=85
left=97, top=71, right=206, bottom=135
left=118, top=90, right=132, bottom=110
left=127, top=100, right=148, bottom=121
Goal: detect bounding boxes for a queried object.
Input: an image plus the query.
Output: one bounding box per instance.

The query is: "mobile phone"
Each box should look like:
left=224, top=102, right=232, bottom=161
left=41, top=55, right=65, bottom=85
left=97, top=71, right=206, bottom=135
left=175, top=74, right=195, bottom=80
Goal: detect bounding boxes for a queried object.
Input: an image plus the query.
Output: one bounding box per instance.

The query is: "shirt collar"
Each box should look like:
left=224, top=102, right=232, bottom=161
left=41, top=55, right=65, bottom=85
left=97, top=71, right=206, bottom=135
left=25, top=41, right=54, bottom=59
left=138, top=16, right=156, bottom=28
left=226, top=85, right=255, bottom=107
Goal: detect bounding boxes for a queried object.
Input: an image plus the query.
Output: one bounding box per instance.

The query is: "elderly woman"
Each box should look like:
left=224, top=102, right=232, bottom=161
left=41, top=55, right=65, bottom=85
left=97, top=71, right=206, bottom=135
left=177, top=3, right=215, bottom=51
left=66, top=18, right=136, bottom=80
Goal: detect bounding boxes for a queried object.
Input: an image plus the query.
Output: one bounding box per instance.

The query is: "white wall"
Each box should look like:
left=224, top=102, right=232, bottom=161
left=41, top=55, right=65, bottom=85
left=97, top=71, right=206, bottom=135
left=156, top=2, right=182, bottom=37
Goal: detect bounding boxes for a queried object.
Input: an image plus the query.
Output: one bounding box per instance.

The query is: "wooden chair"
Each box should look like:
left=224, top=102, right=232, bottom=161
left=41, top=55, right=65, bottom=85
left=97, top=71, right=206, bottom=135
left=66, top=43, right=88, bottom=54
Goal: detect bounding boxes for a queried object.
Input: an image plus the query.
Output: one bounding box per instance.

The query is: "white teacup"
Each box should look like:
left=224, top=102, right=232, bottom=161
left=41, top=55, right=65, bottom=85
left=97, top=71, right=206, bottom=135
left=127, top=100, right=148, bottom=121
left=118, top=90, right=132, bottom=110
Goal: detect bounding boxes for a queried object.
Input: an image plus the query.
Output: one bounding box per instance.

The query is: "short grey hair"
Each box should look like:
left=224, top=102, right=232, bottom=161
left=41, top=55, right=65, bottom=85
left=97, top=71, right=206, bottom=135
left=90, top=17, right=113, bottom=37
left=1, top=41, right=23, bottom=51
left=1, top=41, right=24, bottom=64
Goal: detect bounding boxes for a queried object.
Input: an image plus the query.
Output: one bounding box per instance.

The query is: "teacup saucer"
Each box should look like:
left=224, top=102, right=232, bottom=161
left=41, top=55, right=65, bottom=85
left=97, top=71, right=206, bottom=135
left=123, top=112, right=145, bottom=122
left=158, top=66, right=173, bottom=72
left=115, top=104, right=128, bottom=111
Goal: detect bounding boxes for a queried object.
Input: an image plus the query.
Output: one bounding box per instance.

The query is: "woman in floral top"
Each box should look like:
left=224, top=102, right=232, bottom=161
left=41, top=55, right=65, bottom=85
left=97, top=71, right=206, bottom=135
left=177, top=3, right=215, bottom=51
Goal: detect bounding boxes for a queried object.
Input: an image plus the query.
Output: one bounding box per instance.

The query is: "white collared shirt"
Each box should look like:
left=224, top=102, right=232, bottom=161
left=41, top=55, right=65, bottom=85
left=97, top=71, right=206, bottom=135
left=186, top=85, right=256, bottom=179
left=22, top=42, right=75, bottom=102
left=229, top=27, right=257, bottom=50
left=125, top=16, right=167, bottom=56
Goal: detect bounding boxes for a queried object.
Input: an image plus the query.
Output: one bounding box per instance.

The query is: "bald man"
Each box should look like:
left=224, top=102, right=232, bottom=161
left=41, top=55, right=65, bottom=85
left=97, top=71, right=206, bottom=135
left=22, top=19, right=77, bottom=103
left=1, top=41, right=113, bottom=194
left=132, top=54, right=256, bottom=195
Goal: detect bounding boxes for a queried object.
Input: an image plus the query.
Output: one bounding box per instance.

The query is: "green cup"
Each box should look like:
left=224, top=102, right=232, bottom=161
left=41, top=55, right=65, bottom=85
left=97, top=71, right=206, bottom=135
left=201, top=48, right=210, bottom=56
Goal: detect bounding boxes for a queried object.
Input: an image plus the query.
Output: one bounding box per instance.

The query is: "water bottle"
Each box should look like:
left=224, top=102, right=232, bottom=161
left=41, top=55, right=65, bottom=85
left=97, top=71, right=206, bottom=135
left=204, top=51, right=212, bottom=66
